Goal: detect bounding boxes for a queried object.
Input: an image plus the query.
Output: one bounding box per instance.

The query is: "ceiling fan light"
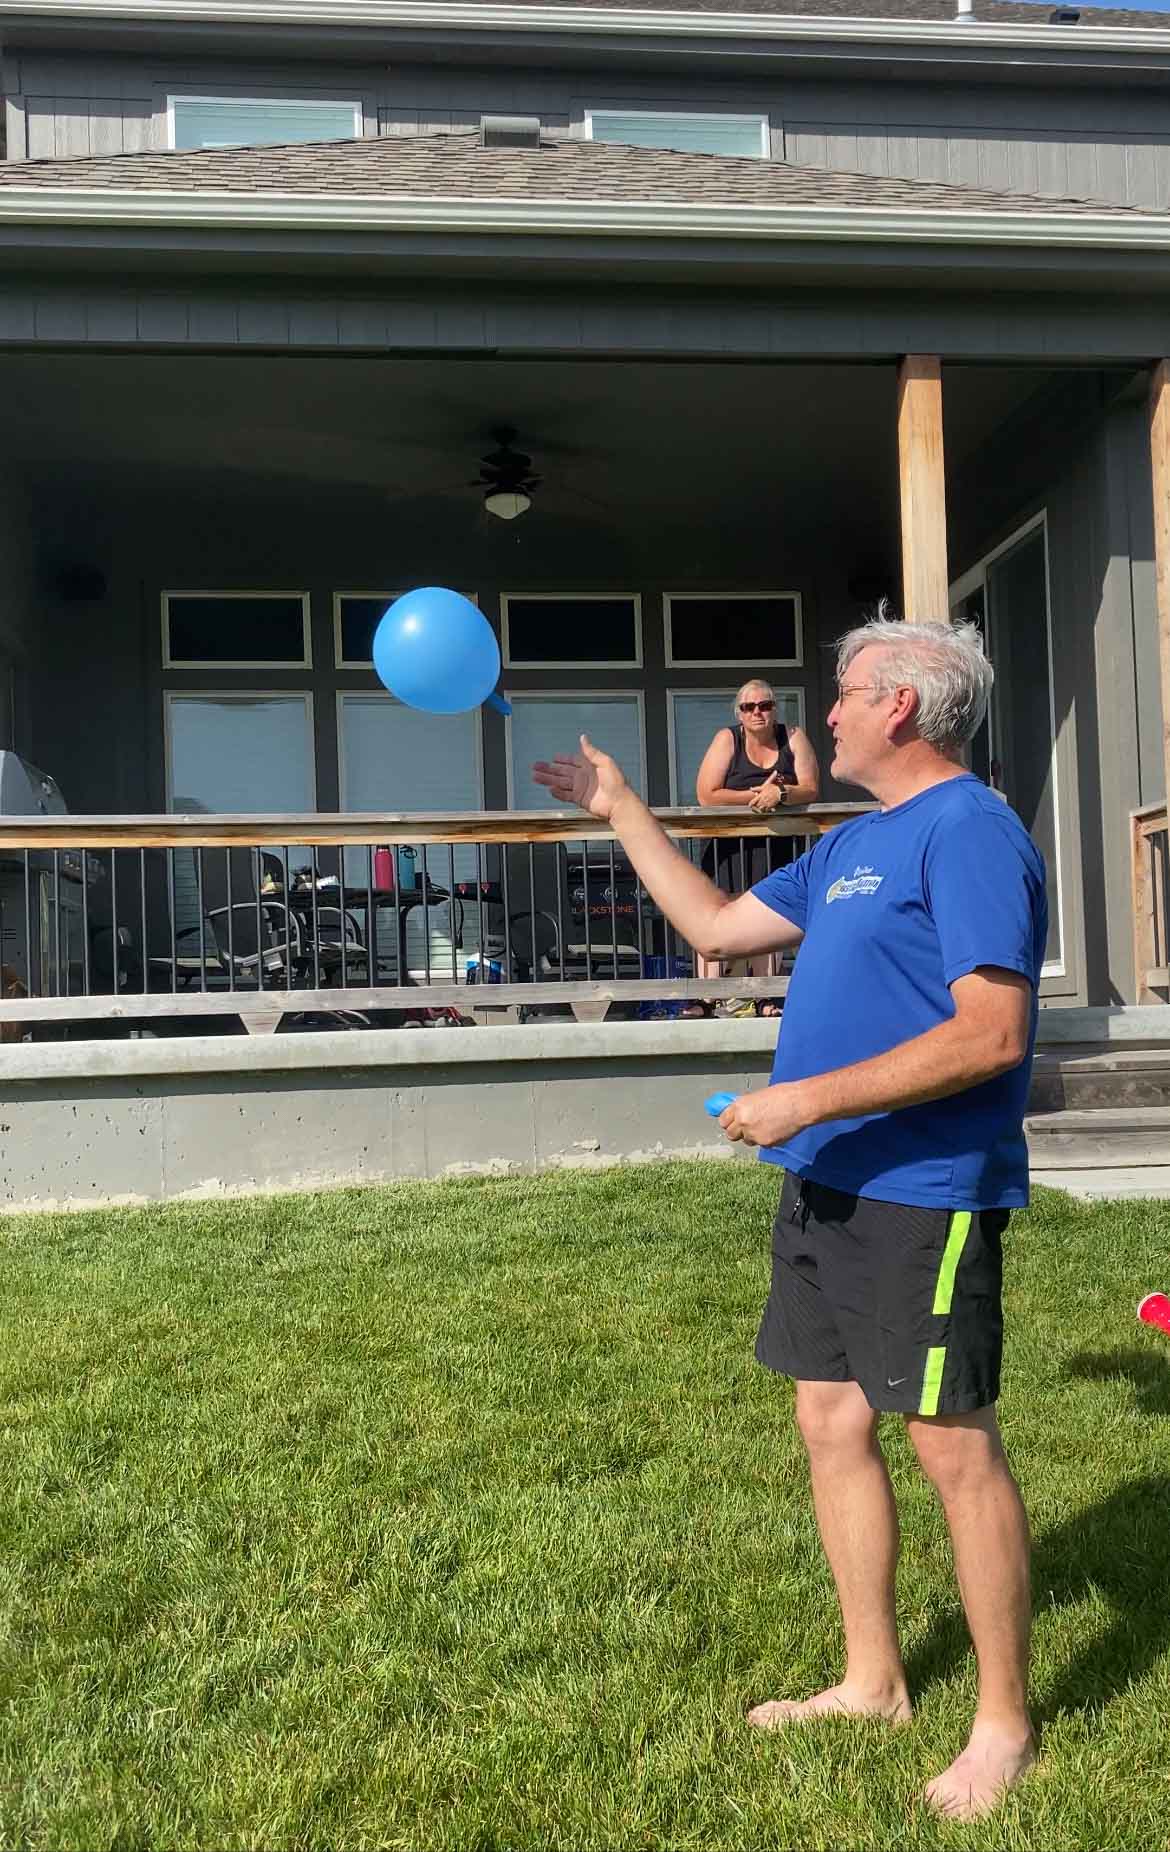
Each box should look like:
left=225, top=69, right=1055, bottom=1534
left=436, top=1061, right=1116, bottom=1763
left=484, top=487, right=532, bottom=521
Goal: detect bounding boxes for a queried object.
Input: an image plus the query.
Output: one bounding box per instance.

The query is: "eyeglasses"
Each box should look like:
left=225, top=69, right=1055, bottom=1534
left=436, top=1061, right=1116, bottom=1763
left=739, top=700, right=775, bottom=714
left=835, top=682, right=880, bottom=703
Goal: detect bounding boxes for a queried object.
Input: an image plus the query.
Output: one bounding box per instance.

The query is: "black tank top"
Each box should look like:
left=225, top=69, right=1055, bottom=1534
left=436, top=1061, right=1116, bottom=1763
left=723, top=723, right=796, bottom=793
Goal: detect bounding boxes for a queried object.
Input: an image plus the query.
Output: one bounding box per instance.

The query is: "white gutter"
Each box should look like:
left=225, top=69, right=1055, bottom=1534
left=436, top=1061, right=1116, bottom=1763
left=2, top=0, right=1170, bottom=54
left=0, top=186, right=1167, bottom=249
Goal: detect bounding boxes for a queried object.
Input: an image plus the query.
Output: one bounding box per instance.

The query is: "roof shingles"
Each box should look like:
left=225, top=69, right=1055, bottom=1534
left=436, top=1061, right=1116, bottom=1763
left=247, top=0, right=1170, bottom=26
left=0, top=130, right=1158, bottom=216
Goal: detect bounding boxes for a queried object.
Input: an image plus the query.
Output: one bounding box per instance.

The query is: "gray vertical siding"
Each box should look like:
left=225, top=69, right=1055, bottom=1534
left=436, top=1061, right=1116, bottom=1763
left=24, top=96, right=151, bottom=160
left=0, top=472, right=40, bottom=758
left=6, top=48, right=1170, bottom=207
left=950, top=381, right=1159, bottom=1007
left=783, top=121, right=1170, bottom=207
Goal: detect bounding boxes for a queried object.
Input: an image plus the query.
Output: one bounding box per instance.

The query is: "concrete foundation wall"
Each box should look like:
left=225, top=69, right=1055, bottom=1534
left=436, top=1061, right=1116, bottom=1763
left=3, top=1008, right=1167, bottom=1213
left=0, top=1022, right=778, bottom=1212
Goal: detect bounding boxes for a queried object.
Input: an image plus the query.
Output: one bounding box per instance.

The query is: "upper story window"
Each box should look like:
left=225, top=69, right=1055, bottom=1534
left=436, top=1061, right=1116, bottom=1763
left=585, top=110, right=768, bottom=160
left=168, top=96, right=363, bottom=151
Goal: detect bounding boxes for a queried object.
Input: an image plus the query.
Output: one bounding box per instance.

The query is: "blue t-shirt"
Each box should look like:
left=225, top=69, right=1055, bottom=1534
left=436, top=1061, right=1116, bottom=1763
left=752, top=774, right=1047, bottom=1210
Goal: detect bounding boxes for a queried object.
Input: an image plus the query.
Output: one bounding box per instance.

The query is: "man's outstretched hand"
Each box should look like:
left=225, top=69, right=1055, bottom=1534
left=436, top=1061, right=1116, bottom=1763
left=531, top=735, right=631, bottom=824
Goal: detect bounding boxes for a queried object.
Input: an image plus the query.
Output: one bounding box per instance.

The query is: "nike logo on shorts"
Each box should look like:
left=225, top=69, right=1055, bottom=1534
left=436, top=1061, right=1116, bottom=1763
left=887, top=1375, right=908, bottom=1387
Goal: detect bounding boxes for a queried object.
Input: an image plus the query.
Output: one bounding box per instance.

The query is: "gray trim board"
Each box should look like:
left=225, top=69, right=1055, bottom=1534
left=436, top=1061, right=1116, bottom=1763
left=3, top=278, right=1170, bottom=361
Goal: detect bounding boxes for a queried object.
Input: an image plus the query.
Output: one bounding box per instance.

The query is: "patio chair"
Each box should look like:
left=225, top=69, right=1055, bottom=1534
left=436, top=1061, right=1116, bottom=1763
left=506, top=909, right=561, bottom=982
left=149, top=837, right=299, bottom=991
left=284, top=884, right=368, bottom=988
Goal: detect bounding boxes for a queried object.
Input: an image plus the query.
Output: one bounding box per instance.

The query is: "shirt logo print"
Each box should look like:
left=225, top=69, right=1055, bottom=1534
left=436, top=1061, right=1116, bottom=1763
left=826, top=865, right=885, bottom=905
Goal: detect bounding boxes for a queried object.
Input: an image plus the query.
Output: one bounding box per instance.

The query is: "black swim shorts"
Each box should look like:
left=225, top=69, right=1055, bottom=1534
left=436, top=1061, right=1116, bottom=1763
left=756, top=1169, right=1010, bottom=1416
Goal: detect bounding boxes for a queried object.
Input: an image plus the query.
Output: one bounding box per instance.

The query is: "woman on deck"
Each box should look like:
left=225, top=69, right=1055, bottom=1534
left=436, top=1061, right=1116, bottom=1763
left=694, top=678, right=820, bottom=1016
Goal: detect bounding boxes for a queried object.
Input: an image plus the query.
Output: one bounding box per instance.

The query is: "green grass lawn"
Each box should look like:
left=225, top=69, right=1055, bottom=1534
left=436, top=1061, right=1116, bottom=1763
left=0, top=1164, right=1167, bottom=1851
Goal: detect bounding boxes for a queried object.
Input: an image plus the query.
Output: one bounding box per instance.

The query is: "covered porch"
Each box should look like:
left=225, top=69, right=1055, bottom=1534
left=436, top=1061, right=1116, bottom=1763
left=0, top=226, right=1169, bottom=1197
left=0, top=343, right=1125, bottom=1027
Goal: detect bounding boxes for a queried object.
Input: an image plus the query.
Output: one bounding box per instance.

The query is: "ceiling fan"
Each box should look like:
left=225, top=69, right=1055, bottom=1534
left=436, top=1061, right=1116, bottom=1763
left=472, top=426, right=542, bottom=521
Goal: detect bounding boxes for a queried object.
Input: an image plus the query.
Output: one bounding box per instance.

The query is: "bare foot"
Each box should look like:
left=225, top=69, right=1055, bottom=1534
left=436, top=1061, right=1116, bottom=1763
left=747, top=1682, right=912, bottom=1731
left=924, top=1722, right=1036, bottom=1820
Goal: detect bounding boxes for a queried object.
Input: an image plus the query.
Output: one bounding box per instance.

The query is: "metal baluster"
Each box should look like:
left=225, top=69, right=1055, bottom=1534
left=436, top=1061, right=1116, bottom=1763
left=138, top=849, right=148, bottom=999
left=22, top=851, right=32, bottom=996
left=476, top=843, right=486, bottom=986
left=581, top=839, right=593, bottom=980
left=339, top=848, right=349, bottom=991
left=310, top=847, right=321, bottom=992
left=554, top=842, right=566, bottom=982
left=607, top=839, right=619, bottom=981
left=365, top=845, right=377, bottom=990
left=225, top=849, right=236, bottom=992
left=283, top=846, right=293, bottom=991
left=420, top=844, right=432, bottom=985
left=81, top=850, right=91, bottom=997
left=195, top=848, right=206, bottom=993
left=447, top=843, right=458, bottom=981
left=110, top=849, right=121, bottom=996
left=167, top=848, right=177, bottom=993
left=392, top=847, right=403, bottom=993
left=661, top=834, right=675, bottom=972
left=254, top=850, right=264, bottom=995
left=527, top=844, right=538, bottom=986
left=52, top=850, right=61, bottom=997
left=500, top=846, right=513, bottom=984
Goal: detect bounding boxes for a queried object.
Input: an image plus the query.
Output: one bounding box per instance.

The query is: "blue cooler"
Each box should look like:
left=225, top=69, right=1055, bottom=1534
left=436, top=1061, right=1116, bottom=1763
left=465, top=954, right=504, bottom=985
left=638, top=954, right=691, bottom=1020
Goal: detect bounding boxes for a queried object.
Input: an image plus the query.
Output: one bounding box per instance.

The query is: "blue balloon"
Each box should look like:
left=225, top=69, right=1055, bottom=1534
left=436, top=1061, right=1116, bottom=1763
left=704, top=1092, right=738, bottom=1118
left=372, top=587, right=502, bottom=715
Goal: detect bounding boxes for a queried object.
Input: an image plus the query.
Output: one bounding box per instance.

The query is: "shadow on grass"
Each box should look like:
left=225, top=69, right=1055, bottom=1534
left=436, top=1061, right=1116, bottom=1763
left=907, top=1473, right=1170, bottom=1724
left=1061, top=1344, right=1170, bottom=1415
left=906, top=1354, right=1170, bottom=1725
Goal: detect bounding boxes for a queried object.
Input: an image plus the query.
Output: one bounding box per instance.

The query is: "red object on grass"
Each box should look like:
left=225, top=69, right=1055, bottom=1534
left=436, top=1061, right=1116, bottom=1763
left=1137, top=1292, right=1170, bottom=1338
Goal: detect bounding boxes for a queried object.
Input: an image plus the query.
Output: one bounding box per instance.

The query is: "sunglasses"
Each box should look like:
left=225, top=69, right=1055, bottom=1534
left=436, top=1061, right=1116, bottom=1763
left=739, top=699, right=775, bottom=714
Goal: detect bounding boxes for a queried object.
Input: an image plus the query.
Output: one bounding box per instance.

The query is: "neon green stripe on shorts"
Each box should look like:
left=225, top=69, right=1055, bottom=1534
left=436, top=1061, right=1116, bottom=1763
left=918, top=1212, right=976, bottom=1414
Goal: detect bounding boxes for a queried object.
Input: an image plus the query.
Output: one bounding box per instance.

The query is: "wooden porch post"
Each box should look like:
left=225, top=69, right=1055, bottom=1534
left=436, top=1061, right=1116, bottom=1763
left=896, top=354, right=949, bottom=623
left=1147, top=361, right=1170, bottom=821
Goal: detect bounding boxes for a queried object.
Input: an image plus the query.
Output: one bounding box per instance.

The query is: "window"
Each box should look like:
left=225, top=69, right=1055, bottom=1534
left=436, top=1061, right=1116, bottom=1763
left=337, top=692, right=483, bottom=881
left=664, top=593, right=802, bottom=668
left=168, top=96, right=362, bottom=151
left=950, top=515, right=1064, bottom=977
left=333, top=592, right=478, bottom=669
left=335, top=594, right=396, bottom=669
left=165, top=693, right=315, bottom=813
left=668, top=688, right=805, bottom=804
left=586, top=110, right=768, bottom=159
left=500, top=594, right=642, bottom=669
left=506, top=692, right=645, bottom=808
left=162, top=592, right=311, bottom=669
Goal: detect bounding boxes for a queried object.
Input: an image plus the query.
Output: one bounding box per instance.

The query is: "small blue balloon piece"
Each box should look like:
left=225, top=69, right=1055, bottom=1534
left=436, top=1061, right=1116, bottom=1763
left=372, top=587, right=505, bottom=716
left=705, top=1092, right=738, bottom=1118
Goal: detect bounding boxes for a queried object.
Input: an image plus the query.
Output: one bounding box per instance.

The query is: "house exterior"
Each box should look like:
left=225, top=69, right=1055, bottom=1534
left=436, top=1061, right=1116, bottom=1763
left=1, top=0, right=1170, bottom=1022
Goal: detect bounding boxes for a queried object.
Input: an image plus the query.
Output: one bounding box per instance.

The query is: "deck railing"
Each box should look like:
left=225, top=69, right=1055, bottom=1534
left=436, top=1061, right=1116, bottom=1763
left=0, top=804, right=868, bottom=1036
left=1131, top=799, right=1170, bottom=1003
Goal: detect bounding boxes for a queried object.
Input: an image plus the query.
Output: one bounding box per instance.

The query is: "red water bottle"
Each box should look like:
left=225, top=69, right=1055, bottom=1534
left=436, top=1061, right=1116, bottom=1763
left=373, top=845, right=395, bottom=892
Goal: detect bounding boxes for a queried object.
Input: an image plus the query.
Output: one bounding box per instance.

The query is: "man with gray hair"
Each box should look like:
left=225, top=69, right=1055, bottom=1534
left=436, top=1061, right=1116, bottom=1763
left=533, top=616, right=1045, bottom=1822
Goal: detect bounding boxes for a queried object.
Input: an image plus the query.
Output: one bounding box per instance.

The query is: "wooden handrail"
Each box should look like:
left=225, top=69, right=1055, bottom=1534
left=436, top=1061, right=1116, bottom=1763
left=0, top=803, right=870, bottom=851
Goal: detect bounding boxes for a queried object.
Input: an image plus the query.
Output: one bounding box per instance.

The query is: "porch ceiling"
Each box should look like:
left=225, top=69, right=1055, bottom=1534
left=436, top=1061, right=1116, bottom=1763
left=2, top=351, right=1054, bottom=562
